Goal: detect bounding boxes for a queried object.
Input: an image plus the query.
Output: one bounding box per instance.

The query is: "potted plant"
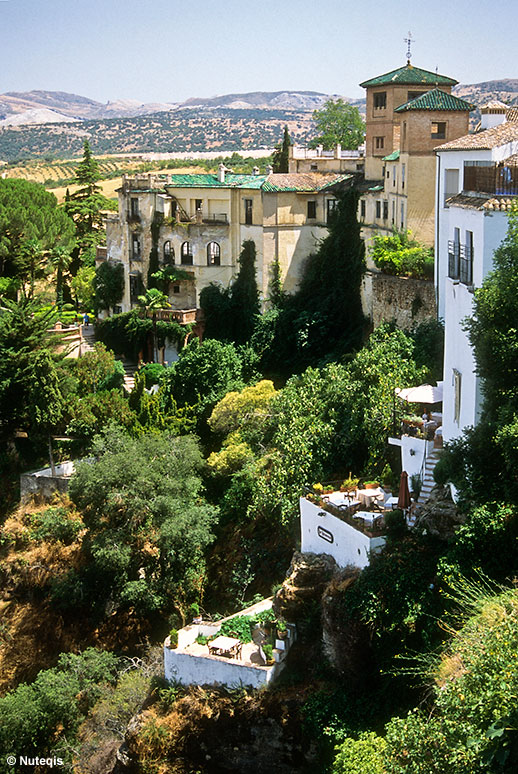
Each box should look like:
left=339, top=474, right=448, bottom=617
left=312, top=482, right=324, bottom=494
left=276, top=619, right=288, bottom=639
left=340, top=475, right=359, bottom=493
left=263, top=643, right=274, bottom=665
left=363, top=480, right=380, bottom=490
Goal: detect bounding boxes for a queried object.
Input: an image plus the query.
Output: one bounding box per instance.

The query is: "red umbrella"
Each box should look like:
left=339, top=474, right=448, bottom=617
left=397, top=471, right=411, bottom=510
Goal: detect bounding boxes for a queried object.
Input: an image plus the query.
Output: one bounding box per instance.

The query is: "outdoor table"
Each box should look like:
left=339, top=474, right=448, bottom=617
left=357, top=488, right=385, bottom=509
left=354, top=510, right=382, bottom=527
left=326, top=492, right=360, bottom=509
left=208, top=635, right=241, bottom=658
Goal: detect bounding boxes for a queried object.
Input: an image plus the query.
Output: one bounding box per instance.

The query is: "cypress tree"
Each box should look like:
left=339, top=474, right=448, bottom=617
left=272, top=126, right=291, bottom=173
left=230, top=240, right=260, bottom=344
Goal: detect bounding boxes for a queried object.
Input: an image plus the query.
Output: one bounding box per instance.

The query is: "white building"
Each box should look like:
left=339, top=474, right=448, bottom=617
left=435, top=105, right=518, bottom=443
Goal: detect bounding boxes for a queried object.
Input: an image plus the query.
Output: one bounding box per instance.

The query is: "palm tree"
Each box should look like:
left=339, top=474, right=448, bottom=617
left=48, top=245, right=73, bottom=312
left=137, top=287, right=170, bottom=362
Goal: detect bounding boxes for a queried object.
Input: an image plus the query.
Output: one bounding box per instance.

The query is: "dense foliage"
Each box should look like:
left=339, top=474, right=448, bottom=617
left=65, top=429, right=217, bottom=620
left=309, top=98, right=365, bottom=150
left=371, top=229, right=434, bottom=280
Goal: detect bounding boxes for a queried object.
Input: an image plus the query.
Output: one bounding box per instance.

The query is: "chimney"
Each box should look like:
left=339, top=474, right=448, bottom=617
left=218, top=163, right=226, bottom=183
left=266, top=164, right=274, bottom=175
left=252, top=166, right=260, bottom=176
left=316, top=144, right=323, bottom=157
left=195, top=207, right=203, bottom=224
left=335, top=143, right=342, bottom=159
left=480, top=101, right=508, bottom=131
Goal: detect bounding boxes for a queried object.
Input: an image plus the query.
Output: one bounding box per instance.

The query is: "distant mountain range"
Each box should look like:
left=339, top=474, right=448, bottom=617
left=0, top=81, right=516, bottom=163
left=0, top=89, right=353, bottom=126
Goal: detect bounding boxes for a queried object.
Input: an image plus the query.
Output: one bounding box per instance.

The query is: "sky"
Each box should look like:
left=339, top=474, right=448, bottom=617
left=0, top=0, right=515, bottom=105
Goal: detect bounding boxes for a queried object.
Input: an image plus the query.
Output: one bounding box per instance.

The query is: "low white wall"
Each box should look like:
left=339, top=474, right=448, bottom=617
left=164, top=639, right=282, bottom=689
left=400, top=436, right=434, bottom=480
left=177, top=622, right=220, bottom=650
left=300, top=498, right=384, bottom=569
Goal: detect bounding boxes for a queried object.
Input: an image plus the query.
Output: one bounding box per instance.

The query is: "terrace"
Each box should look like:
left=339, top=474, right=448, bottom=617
left=463, top=163, right=518, bottom=196
left=164, top=598, right=295, bottom=689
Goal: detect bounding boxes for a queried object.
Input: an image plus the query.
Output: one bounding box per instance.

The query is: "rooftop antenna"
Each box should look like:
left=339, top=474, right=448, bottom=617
left=404, top=31, right=414, bottom=65
left=435, top=65, right=439, bottom=89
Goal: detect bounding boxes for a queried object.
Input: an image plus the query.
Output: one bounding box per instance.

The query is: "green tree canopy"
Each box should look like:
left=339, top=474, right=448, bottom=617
left=309, top=99, right=365, bottom=150
left=93, top=260, right=124, bottom=314
left=67, top=429, right=217, bottom=618
left=0, top=178, right=75, bottom=287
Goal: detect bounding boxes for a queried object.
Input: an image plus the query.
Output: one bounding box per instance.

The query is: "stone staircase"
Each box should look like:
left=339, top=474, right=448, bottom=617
left=418, top=449, right=441, bottom=504
left=121, top=361, right=138, bottom=392
left=80, top=324, right=96, bottom=355
left=81, top=324, right=138, bottom=392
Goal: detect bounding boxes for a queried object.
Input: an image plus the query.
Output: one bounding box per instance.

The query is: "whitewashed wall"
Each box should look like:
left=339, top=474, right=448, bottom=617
left=299, top=498, right=385, bottom=569
left=163, top=642, right=283, bottom=688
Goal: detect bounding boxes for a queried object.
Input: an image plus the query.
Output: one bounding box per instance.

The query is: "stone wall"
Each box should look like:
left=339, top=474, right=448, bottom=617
left=371, top=272, right=436, bottom=329
left=20, top=461, right=76, bottom=504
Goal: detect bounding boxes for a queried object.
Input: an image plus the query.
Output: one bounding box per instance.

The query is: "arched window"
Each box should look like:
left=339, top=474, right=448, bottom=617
left=207, top=241, right=220, bottom=266
left=181, top=241, right=193, bottom=265
left=163, top=241, right=175, bottom=264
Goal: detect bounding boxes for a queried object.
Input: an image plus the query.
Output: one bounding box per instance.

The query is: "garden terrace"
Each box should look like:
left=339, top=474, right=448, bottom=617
left=303, top=485, right=388, bottom=538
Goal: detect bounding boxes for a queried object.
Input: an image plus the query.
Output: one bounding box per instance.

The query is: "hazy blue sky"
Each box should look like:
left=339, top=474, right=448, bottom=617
left=0, top=0, right=514, bottom=104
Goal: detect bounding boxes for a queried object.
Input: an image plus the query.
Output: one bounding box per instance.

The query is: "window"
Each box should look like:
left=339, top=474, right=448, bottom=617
left=391, top=200, right=395, bottom=225
left=375, top=201, right=381, bottom=219
left=129, top=274, right=140, bottom=301
left=307, top=200, right=317, bottom=219
left=402, top=164, right=406, bottom=189
left=173, top=285, right=180, bottom=294
left=207, top=241, right=220, bottom=266
left=407, top=91, right=425, bottom=102
left=453, top=369, right=462, bottom=424
left=402, top=122, right=407, bottom=148
left=244, top=199, right=253, bottom=225
left=195, top=198, right=203, bottom=212
left=360, top=199, right=366, bottom=218
left=374, top=136, right=385, bottom=150
left=181, top=241, right=193, bottom=265
left=392, top=166, right=396, bottom=186
left=431, top=122, right=446, bottom=139
left=171, top=200, right=178, bottom=220
left=444, top=169, right=459, bottom=206
left=310, top=163, right=318, bottom=171
left=383, top=201, right=389, bottom=220
left=373, top=92, right=386, bottom=110
left=448, top=227, right=461, bottom=279
left=400, top=202, right=405, bottom=230
left=460, top=231, right=473, bottom=284
left=130, top=198, right=139, bottom=217
left=327, top=199, right=338, bottom=221
left=132, top=236, right=141, bottom=260
left=163, top=241, right=174, bottom=264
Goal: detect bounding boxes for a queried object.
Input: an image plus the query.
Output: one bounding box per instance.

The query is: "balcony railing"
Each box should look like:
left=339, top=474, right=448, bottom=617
left=202, top=213, right=228, bottom=224
left=464, top=164, right=518, bottom=195
left=459, top=244, right=473, bottom=285
left=448, top=241, right=460, bottom=279
left=148, top=308, right=201, bottom=325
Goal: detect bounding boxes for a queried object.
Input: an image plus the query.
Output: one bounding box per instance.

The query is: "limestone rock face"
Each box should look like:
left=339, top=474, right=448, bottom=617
left=414, top=485, right=465, bottom=540
left=273, top=551, right=339, bottom=621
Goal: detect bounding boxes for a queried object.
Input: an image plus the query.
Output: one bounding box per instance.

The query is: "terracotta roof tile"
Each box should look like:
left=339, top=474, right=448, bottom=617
left=262, top=172, right=353, bottom=192
left=436, top=121, right=518, bottom=151
left=446, top=193, right=517, bottom=210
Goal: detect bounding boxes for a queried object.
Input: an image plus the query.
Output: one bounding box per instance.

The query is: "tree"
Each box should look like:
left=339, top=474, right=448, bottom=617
left=93, top=261, right=124, bottom=315
left=309, top=98, right=365, bottom=151
left=371, top=229, right=434, bottom=279
left=0, top=297, right=64, bottom=442
left=70, top=265, right=95, bottom=310
left=137, top=287, right=170, bottom=362
left=48, top=244, right=73, bottom=310
left=0, top=178, right=74, bottom=289
left=64, top=140, right=116, bottom=264
left=272, top=125, right=291, bottom=173
left=230, top=240, right=260, bottom=344
left=68, top=429, right=217, bottom=619
left=199, top=240, right=260, bottom=345
left=162, top=338, right=245, bottom=424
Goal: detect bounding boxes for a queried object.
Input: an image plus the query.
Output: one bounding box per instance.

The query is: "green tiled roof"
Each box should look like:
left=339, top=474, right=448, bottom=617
left=394, top=88, right=475, bottom=113
left=383, top=151, right=400, bottom=161
left=261, top=173, right=353, bottom=192
left=360, top=64, right=457, bottom=88
left=165, top=173, right=267, bottom=189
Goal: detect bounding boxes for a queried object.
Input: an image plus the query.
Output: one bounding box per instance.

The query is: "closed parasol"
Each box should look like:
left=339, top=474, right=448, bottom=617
left=397, top=471, right=411, bottom=510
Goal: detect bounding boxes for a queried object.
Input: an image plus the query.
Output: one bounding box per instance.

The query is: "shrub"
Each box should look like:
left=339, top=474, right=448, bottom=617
left=333, top=732, right=386, bottom=774
left=29, top=507, right=82, bottom=545
left=371, top=230, right=434, bottom=280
